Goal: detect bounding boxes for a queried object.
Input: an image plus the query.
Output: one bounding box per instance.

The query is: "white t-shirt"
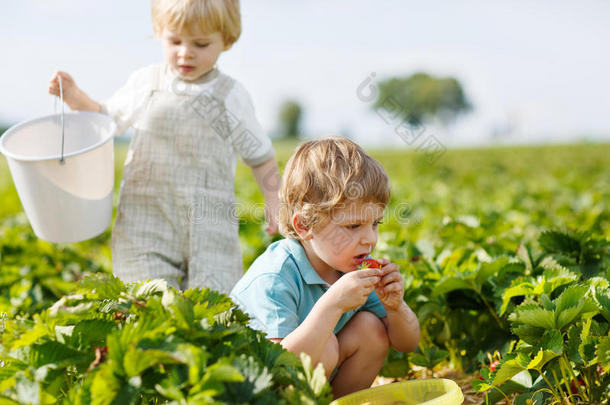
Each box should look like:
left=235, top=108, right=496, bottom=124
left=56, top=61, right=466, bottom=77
left=101, top=64, right=273, bottom=167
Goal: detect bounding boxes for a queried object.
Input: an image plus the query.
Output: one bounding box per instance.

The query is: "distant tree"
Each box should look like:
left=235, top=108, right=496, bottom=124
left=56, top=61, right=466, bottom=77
left=373, top=72, right=471, bottom=126
left=277, top=100, right=303, bottom=139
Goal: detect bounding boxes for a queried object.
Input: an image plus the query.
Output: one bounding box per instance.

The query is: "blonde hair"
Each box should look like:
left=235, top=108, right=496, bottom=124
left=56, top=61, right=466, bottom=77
left=278, top=136, right=391, bottom=240
left=151, top=0, right=241, bottom=47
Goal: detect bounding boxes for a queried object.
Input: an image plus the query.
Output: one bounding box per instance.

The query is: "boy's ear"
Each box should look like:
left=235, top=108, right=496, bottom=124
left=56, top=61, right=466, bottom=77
left=292, top=214, right=312, bottom=240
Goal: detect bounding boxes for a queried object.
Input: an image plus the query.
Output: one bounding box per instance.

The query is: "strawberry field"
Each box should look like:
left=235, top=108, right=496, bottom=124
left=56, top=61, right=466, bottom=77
left=1, top=141, right=609, bottom=404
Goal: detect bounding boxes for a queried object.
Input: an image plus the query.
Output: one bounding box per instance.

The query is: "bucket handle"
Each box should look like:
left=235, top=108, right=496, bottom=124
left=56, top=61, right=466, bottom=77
left=53, top=74, right=66, bottom=164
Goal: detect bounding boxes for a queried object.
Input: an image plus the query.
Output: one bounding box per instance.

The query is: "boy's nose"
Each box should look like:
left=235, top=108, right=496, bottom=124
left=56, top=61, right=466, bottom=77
left=360, top=226, right=377, bottom=246
left=178, top=45, right=193, bottom=59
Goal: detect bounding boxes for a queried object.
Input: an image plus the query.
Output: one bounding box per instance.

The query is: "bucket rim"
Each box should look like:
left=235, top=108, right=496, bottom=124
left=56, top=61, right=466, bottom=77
left=0, top=111, right=116, bottom=162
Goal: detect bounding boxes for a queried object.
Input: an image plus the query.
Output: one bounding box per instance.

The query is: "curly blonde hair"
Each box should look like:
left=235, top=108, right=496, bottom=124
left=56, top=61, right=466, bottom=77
left=151, top=0, right=241, bottom=47
left=278, top=136, right=391, bottom=240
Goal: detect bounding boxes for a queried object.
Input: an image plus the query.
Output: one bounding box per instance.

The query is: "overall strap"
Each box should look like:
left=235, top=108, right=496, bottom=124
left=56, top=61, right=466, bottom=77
left=211, top=73, right=236, bottom=103
left=208, top=74, right=237, bottom=139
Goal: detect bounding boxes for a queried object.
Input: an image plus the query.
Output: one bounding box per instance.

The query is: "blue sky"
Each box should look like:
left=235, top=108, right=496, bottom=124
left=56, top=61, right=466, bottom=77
left=1, top=0, right=609, bottom=147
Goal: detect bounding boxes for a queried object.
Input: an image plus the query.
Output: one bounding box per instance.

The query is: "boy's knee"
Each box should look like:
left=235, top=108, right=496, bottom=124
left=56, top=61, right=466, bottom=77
left=355, top=311, right=389, bottom=353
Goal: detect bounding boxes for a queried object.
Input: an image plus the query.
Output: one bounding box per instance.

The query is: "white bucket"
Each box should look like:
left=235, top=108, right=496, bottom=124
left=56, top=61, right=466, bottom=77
left=0, top=111, right=116, bottom=243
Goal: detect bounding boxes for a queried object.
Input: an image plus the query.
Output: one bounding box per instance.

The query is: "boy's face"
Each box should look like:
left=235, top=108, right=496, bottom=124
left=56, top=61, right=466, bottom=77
left=160, top=28, right=226, bottom=81
left=302, top=202, right=385, bottom=276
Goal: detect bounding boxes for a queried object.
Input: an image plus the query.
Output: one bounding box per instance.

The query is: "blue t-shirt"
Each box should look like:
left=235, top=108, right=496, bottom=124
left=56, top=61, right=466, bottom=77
left=230, top=238, right=387, bottom=339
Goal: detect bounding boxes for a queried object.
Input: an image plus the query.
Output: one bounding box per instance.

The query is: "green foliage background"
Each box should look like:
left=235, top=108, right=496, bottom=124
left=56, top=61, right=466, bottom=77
left=0, top=140, right=609, bottom=404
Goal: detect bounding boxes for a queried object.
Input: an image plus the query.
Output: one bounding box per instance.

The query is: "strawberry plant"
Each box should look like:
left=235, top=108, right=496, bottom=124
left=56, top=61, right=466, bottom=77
left=0, top=217, right=107, bottom=318
left=472, top=230, right=610, bottom=404
left=0, top=274, right=332, bottom=404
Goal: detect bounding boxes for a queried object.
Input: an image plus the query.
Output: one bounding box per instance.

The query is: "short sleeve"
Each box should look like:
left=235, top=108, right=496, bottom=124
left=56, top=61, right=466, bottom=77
left=230, top=273, right=299, bottom=339
left=224, top=81, right=274, bottom=166
left=99, top=65, right=156, bottom=137
left=362, top=291, right=387, bottom=319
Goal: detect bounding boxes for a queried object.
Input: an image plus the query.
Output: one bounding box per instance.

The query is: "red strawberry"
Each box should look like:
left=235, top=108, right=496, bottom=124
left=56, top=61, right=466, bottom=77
left=490, top=361, right=500, bottom=372
left=359, top=258, right=382, bottom=269
left=570, top=378, right=585, bottom=394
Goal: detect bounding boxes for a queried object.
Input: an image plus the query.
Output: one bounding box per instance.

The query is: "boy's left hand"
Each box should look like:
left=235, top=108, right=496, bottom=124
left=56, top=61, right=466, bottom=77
left=264, top=201, right=279, bottom=235
left=374, top=258, right=405, bottom=311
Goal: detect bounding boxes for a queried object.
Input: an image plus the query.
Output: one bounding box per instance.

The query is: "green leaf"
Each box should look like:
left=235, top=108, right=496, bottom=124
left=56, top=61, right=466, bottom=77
left=0, top=397, right=22, bottom=405
left=553, top=285, right=593, bottom=329
left=486, top=371, right=533, bottom=403
left=90, top=362, right=122, bottom=405
left=537, top=257, right=578, bottom=295
left=80, top=274, right=126, bottom=300
left=225, top=354, right=274, bottom=401
left=554, top=284, right=587, bottom=311
left=204, top=360, right=245, bottom=384
left=540, top=329, right=562, bottom=354
left=539, top=230, right=581, bottom=256
left=123, top=347, right=180, bottom=378
left=171, top=343, right=209, bottom=385
left=29, top=341, right=88, bottom=369
left=380, top=349, right=410, bottom=378
left=471, top=379, right=492, bottom=393
left=7, top=316, right=51, bottom=350
left=431, top=277, right=474, bottom=296
left=299, top=353, right=329, bottom=397
left=133, top=279, right=170, bottom=298
left=65, top=319, right=116, bottom=350
left=527, top=349, right=559, bottom=371
left=597, top=336, right=610, bottom=372
left=594, top=286, right=610, bottom=322
left=512, top=324, right=545, bottom=346
left=578, top=320, right=598, bottom=366
left=154, top=367, right=189, bottom=401
left=475, top=256, right=510, bottom=289
left=579, top=336, right=598, bottom=366
left=491, top=353, right=528, bottom=386
left=500, top=280, right=534, bottom=315
left=540, top=294, right=555, bottom=311
left=410, top=345, right=448, bottom=369
left=513, top=303, right=555, bottom=329
left=566, top=324, right=584, bottom=364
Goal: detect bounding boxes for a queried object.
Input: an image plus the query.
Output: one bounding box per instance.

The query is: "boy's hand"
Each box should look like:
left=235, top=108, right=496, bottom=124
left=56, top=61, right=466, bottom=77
left=49, top=71, right=77, bottom=101
left=264, top=199, right=279, bottom=236
left=48, top=70, right=100, bottom=112
left=327, top=268, right=381, bottom=313
left=374, top=258, right=405, bottom=311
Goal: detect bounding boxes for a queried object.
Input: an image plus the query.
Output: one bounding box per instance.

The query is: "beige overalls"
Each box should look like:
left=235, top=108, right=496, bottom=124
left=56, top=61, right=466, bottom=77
left=111, top=65, right=248, bottom=293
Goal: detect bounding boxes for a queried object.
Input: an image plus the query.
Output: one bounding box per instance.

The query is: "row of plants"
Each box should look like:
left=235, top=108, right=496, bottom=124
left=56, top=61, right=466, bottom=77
left=375, top=219, right=610, bottom=404
left=2, top=219, right=607, bottom=403
left=0, top=217, right=106, bottom=318
left=1, top=273, right=332, bottom=404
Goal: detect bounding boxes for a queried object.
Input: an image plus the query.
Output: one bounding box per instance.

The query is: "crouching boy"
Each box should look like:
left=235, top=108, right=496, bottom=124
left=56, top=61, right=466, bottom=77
left=230, top=136, right=420, bottom=398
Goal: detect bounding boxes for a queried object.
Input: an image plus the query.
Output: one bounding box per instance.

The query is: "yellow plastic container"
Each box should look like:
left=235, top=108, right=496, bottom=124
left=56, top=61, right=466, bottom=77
left=330, top=378, right=464, bottom=405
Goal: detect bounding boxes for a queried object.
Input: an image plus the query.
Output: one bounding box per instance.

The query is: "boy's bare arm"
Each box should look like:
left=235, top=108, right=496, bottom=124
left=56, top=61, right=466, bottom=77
left=271, top=292, right=343, bottom=366
left=270, top=268, right=382, bottom=366
left=382, top=303, right=420, bottom=353
left=48, top=71, right=102, bottom=113
left=374, top=259, right=420, bottom=353
left=250, top=157, right=280, bottom=235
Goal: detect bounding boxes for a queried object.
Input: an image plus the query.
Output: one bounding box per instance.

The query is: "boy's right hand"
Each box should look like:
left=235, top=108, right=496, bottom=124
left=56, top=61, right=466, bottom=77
left=48, top=70, right=100, bottom=112
left=48, top=71, right=77, bottom=100
left=327, top=268, right=382, bottom=313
